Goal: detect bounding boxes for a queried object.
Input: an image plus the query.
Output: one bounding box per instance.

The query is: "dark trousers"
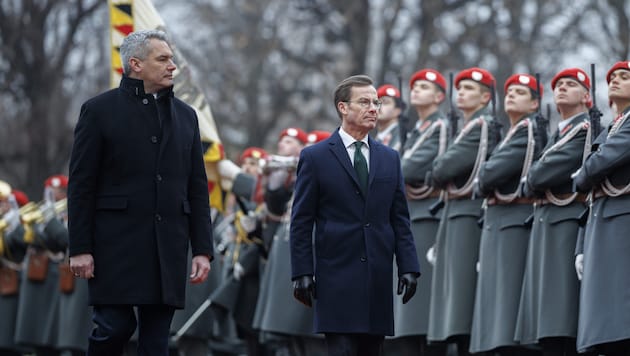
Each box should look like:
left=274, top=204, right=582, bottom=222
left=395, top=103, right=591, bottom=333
left=325, top=333, right=384, bottom=356
left=539, top=337, right=577, bottom=356
left=595, top=339, right=630, bottom=356
left=88, top=305, right=175, bottom=356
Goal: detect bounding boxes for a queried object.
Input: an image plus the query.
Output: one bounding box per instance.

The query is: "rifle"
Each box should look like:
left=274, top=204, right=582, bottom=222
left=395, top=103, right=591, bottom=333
left=398, top=74, right=409, bottom=152
left=534, top=73, right=549, bottom=148
left=447, top=72, right=459, bottom=138
left=588, top=63, right=603, bottom=140
left=576, top=64, right=604, bottom=227
left=428, top=73, right=459, bottom=216
left=489, top=79, right=503, bottom=149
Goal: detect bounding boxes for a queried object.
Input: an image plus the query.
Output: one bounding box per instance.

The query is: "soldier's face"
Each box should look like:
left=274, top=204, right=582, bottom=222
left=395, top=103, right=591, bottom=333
left=378, top=96, right=400, bottom=121
left=131, top=39, right=176, bottom=93
left=553, top=78, right=589, bottom=107
left=456, top=80, right=489, bottom=112
left=410, top=80, right=443, bottom=108
left=504, top=84, right=538, bottom=116
left=608, top=69, right=630, bottom=103
left=277, top=136, right=303, bottom=157
left=241, top=157, right=261, bottom=176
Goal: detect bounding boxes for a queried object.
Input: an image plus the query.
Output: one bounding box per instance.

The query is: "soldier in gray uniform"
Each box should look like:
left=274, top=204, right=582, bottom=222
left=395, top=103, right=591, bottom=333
left=574, top=61, right=630, bottom=355
left=469, top=74, right=546, bottom=355
left=33, top=175, right=93, bottom=356
left=375, top=84, right=403, bottom=151
left=252, top=128, right=326, bottom=356
left=427, top=67, right=498, bottom=355
left=0, top=183, right=29, bottom=356
left=15, top=176, right=71, bottom=356
left=427, top=67, right=500, bottom=356
left=514, top=68, right=592, bottom=356
left=384, top=68, right=449, bottom=356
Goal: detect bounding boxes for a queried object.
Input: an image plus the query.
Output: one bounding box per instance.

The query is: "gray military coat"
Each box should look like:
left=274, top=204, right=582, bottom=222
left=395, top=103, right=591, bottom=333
left=514, top=113, right=589, bottom=345
left=428, top=107, right=500, bottom=342
left=470, top=114, right=543, bottom=352
left=394, top=111, right=448, bottom=337
left=573, top=108, right=630, bottom=352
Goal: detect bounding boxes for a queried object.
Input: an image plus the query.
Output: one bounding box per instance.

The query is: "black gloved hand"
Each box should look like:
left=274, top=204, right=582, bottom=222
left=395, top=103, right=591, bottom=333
left=397, top=273, right=418, bottom=304
left=293, top=275, right=315, bottom=307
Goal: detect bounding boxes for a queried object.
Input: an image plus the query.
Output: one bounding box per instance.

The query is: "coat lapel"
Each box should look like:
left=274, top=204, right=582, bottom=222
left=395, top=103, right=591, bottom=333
left=329, top=131, right=364, bottom=195
left=367, top=136, right=378, bottom=191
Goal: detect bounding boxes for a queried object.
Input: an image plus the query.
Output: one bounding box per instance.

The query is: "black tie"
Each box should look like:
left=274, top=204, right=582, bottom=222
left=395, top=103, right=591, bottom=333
left=353, top=141, right=368, bottom=193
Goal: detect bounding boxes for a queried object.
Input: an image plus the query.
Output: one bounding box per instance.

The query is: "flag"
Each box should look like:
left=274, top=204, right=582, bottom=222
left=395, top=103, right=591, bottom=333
left=109, top=0, right=226, bottom=210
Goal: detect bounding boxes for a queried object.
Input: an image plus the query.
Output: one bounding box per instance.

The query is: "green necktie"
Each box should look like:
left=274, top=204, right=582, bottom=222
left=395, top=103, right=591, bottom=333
left=353, top=141, right=368, bottom=193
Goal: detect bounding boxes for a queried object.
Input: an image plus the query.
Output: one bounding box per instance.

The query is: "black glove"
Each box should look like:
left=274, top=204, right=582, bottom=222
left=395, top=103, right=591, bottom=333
left=397, top=273, right=418, bottom=304
left=293, top=275, right=315, bottom=307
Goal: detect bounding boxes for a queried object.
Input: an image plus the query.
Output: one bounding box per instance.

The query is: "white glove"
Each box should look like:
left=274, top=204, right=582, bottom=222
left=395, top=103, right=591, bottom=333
left=425, top=246, right=436, bottom=266
left=575, top=254, right=584, bottom=281
left=239, top=212, right=257, bottom=233
left=2, top=208, right=20, bottom=234
left=233, top=262, right=244, bottom=280
left=40, top=200, right=57, bottom=224
left=267, top=169, right=289, bottom=190
left=218, top=159, right=242, bottom=191
left=217, top=159, right=242, bottom=180
left=476, top=261, right=480, bottom=273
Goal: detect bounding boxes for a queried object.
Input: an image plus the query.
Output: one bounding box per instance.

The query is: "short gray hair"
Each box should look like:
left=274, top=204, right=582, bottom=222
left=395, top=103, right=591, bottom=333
left=120, top=30, right=170, bottom=75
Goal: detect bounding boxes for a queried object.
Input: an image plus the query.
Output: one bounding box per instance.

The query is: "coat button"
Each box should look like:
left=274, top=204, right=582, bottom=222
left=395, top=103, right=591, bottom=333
left=142, top=98, right=149, bottom=104
left=360, top=257, right=367, bottom=262
left=150, top=136, right=158, bottom=143
left=156, top=174, right=162, bottom=182
left=155, top=214, right=162, bottom=221
left=364, top=223, right=370, bottom=228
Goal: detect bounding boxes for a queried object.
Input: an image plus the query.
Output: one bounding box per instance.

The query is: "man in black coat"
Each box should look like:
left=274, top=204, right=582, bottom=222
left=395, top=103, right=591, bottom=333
left=67, top=30, right=213, bottom=356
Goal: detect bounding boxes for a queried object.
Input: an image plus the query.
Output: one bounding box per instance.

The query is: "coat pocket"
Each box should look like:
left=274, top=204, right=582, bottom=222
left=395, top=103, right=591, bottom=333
left=499, top=212, right=529, bottom=230
left=95, top=196, right=128, bottom=210
left=603, top=195, right=630, bottom=219
left=548, top=204, right=583, bottom=225
left=182, top=200, right=191, bottom=215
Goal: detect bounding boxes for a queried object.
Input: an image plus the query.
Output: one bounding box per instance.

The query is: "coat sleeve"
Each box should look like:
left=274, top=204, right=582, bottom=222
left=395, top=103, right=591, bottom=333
left=576, top=119, right=630, bottom=188
left=68, top=101, right=103, bottom=256
left=477, top=124, right=528, bottom=195
left=290, top=149, right=317, bottom=279
left=401, top=125, right=443, bottom=184
left=527, top=128, right=587, bottom=193
left=432, top=123, right=481, bottom=186
left=186, top=111, right=214, bottom=260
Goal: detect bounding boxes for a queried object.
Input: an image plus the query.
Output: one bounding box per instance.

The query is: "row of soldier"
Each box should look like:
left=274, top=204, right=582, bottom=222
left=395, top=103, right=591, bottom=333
left=2, top=60, right=630, bottom=356
left=209, top=63, right=630, bottom=356
left=0, top=175, right=92, bottom=356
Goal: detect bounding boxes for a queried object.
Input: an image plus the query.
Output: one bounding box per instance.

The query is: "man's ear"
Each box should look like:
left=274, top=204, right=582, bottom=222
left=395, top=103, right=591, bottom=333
left=129, top=57, right=142, bottom=74
left=338, top=101, right=348, bottom=116
left=481, top=91, right=492, bottom=105
left=435, top=91, right=445, bottom=104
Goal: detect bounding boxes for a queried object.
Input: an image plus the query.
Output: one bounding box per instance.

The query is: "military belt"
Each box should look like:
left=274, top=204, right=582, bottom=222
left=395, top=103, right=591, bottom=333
left=446, top=192, right=473, bottom=200
left=535, top=193, right=588, bottom=206
left=487, top=196, right=536, bottom=206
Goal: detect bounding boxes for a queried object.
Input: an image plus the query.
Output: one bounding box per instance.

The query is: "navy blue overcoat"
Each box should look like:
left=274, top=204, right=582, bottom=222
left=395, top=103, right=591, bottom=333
left=290, top=130, right=419, bottom=335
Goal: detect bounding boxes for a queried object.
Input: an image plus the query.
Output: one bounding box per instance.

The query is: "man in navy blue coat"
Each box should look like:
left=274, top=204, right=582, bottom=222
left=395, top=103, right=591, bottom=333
left=290, top=74, right=420, bottom=356
left=67, top=30, right=213, bottom=356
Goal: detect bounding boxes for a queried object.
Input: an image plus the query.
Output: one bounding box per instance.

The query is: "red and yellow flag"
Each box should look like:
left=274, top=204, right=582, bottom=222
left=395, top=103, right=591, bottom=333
left=108, top=0, right=226, bottom=210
